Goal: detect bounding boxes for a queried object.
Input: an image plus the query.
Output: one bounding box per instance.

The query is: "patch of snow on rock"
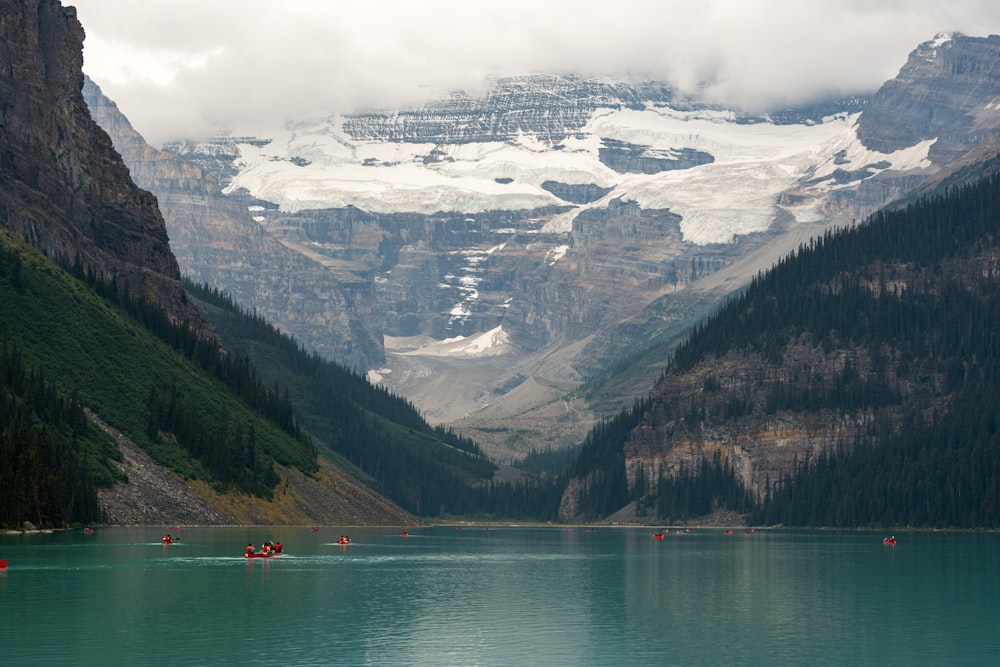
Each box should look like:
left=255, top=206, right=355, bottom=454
left=395, top=326, right=511, bottom=358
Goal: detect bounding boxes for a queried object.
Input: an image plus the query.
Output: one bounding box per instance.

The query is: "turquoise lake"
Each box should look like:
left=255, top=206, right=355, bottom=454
left=1, top=526, right=997, bottom=666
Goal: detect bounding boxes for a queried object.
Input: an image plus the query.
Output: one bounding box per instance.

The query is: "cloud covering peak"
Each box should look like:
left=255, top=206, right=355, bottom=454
left=72, top=0, right=1000, bottom=146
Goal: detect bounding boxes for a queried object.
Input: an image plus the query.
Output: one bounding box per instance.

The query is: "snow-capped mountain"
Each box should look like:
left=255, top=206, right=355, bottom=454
left=102, top=33, right=1000, bottom=461
left=182, top=77, right=877, bottom=243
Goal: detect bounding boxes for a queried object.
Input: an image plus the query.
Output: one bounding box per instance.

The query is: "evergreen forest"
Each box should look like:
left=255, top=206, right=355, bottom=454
left=567, top=169, right=1000, bottom=529
left=187, top=281, right=566, bottom=520
left=0, top=221, right=562, bottom=528
left=7, top=164, right=1000, bottom=529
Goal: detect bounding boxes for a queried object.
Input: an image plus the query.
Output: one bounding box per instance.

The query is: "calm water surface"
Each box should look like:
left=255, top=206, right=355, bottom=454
left=1, top=526, right=997, bottom=666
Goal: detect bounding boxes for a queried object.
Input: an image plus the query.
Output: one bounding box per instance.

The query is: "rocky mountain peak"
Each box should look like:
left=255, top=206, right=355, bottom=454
left=857, top=32, right=1000, bottom=160
left=83, top=78, right=385, bottom=372
left=0, top=0, right=199, bottom=326
left=86, top=28, right=1000, bottom=463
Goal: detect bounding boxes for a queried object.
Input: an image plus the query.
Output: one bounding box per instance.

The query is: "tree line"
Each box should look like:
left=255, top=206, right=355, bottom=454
left=0, top=339, right=102, bottom=528
left=566, top=169, right=1000, bottom=528
left=185, top=279, right=568, bottom=519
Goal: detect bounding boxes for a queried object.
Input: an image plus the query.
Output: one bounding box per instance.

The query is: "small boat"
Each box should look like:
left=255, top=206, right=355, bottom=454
left=653, top=532, right=665, bottom=540
left=401, top=530, right=409, bottom=537
left=0, top=559, right=8, bottom=569
left=724, top=530, right=735, bottom=535
left=245, top=551, right=274, bottom=559
left=338, top=536, right=351, bottom=545
left=83, top=527, right=94, bottom=535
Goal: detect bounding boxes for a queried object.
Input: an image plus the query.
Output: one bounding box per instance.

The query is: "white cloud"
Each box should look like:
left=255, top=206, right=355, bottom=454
left=71, top=0, right=1000, bottom=146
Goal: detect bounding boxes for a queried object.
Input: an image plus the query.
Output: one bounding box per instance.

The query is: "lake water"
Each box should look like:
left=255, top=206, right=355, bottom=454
left=0, top=526, right=997, bottom=666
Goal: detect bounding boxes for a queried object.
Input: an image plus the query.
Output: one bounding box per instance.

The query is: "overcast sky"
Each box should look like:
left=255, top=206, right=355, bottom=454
left=71, top=0, right=1000, bottom=147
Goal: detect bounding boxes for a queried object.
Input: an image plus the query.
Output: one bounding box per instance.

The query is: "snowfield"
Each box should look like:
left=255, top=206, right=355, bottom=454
left=222, top=106, right=933, bottom=247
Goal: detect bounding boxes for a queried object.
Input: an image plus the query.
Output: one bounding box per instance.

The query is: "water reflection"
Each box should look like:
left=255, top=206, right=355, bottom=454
left=1, top=527, right=998, bottom=666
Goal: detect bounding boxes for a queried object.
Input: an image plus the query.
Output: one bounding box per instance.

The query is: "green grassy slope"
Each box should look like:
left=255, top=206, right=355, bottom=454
left=0, top=226, right=315, bottom=525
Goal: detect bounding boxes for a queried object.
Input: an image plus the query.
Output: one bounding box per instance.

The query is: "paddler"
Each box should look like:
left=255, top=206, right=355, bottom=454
left=246, top=543, right=255, bottom=555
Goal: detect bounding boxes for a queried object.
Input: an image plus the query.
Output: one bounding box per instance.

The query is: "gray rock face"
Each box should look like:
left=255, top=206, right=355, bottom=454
left=342, top=75, right=680, bottom=144
left=84, top=40, right=1000, bottom=460
left=857, top=33, right=1000, bottom=161
left=541, top=181, right=613, bottom=204
left=598, top=140, right=715, bottom=174
left=83, top=79, right=384, bottom=371
left=0, top=0, right=197, bottom=326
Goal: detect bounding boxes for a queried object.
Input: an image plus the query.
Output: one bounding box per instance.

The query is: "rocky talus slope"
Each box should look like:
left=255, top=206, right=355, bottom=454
left=91, top=410, right=421, bottom=526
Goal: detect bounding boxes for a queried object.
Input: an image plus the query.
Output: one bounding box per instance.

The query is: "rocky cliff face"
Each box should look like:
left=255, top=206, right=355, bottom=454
left=341, top=76, right=681, bottom=144
left=857, top=33, right=1000, bottom=161
left=557, top=205, right=1000, bottom=522
left=0, top=0, right=197, bottom=324
left=89, top=34, right=1000, bottom=464
left=82, top=79, right=384, bottom=371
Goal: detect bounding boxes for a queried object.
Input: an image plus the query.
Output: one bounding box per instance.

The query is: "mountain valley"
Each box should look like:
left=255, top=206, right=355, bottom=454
left=89, top=34, right=1000, bottom=464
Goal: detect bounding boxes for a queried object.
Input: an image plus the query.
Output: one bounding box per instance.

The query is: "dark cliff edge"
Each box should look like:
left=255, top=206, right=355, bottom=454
left=82, top=78, right=385, bottom=372
left=0, top=0, right=200, bottom=326
left=0, top=0, right=426, bottom=527
left=857, top=33, right=1000, bottom=162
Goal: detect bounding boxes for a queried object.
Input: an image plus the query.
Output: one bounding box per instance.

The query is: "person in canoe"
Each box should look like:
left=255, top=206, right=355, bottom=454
left=274, top=542, right=283, bottom=553
left=162, top=534, right=173, bottom=544
left=246, top=543, right=255, bottom=556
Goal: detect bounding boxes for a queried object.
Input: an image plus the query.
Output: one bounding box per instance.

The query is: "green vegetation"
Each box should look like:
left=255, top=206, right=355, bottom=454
left=0, top=227, right=316, bottom=527
left=15, top=160, right=1000, bottom=529
left=568, top=170, right=1000, bottom=529
left=0, top=217, right=564, bottom=527
left=0, top=339, right=106, bottom=527
left=186, top=281, right=563, bottom=520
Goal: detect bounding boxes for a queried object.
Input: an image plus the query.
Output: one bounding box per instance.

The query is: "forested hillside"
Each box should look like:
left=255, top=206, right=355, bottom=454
left=188, top=282, right=565, bottom=520
left=0, top=227, right=322, bottom=527
left=564, top=168, right=1000, bottom=529
left=0, top=221, right=561, bottom=527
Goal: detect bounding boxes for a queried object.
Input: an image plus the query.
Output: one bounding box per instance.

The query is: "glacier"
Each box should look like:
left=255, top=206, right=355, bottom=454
left=222, top=105, right=930, bottom=248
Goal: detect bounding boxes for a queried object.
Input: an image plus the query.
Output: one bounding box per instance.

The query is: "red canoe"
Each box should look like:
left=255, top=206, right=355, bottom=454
left=244, top=551, right=274, bottom=559
left=0, top=559, right=7, bottom=568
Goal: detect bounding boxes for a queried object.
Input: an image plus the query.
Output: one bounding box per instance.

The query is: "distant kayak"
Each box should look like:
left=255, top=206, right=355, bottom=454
left=0, top=559, right=7, bottom=568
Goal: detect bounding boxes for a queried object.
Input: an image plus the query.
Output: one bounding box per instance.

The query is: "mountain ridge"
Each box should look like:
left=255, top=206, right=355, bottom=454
left=82, top=77, right=384, bottom=372
left=0, top=0, right=466, bottom=528
left=559, top=167, right=1000, bottom=526
left=85, top=32, right=1000, bottom=469
left=0, top=0, right=198, bottom=327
